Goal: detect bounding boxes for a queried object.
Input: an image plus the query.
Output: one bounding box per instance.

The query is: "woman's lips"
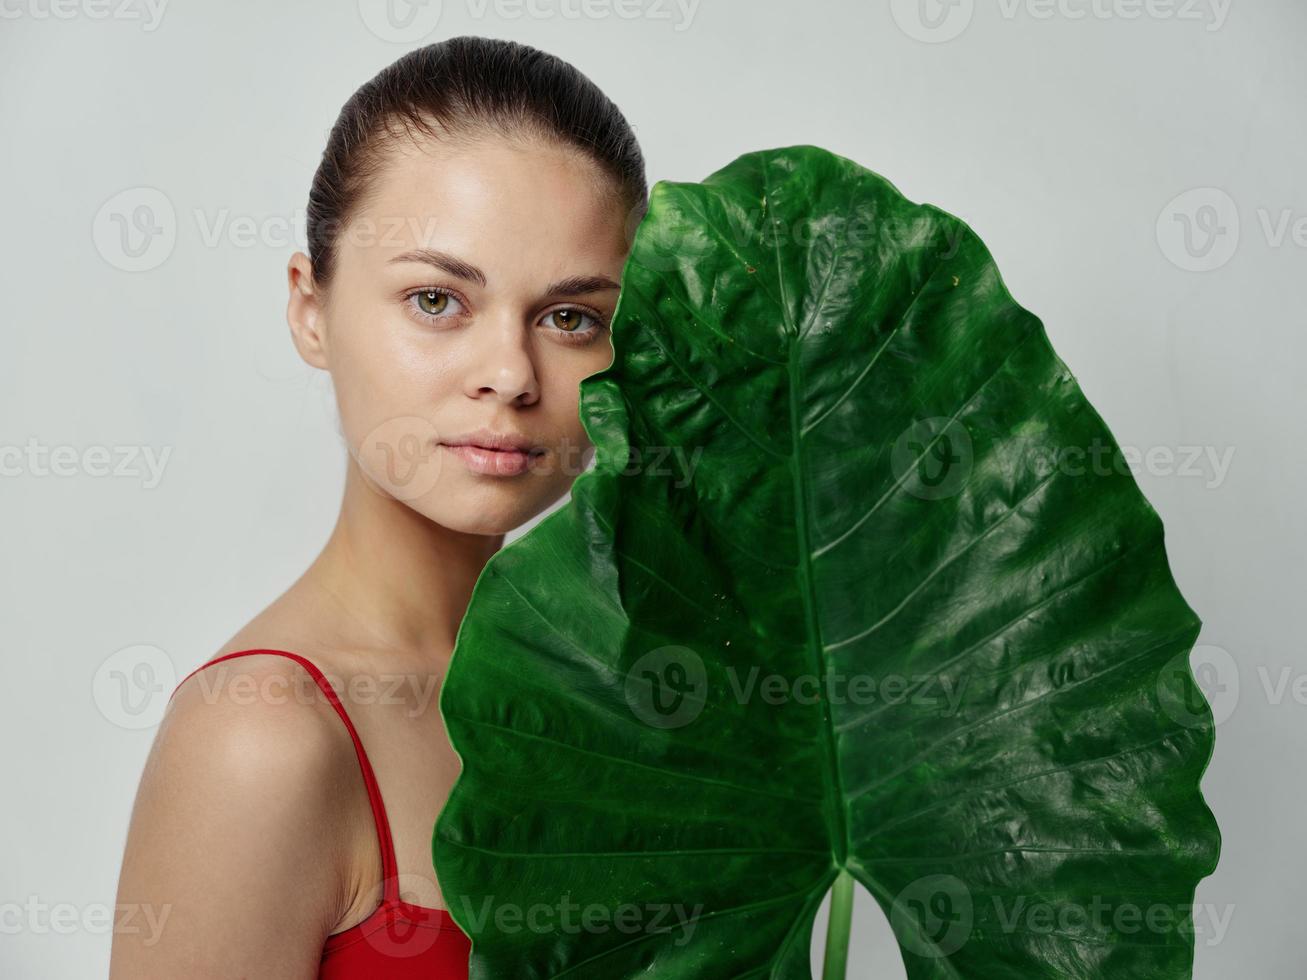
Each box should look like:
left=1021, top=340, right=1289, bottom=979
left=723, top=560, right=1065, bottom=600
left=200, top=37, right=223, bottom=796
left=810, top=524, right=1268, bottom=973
left=441, top=442, right=541, bottom=477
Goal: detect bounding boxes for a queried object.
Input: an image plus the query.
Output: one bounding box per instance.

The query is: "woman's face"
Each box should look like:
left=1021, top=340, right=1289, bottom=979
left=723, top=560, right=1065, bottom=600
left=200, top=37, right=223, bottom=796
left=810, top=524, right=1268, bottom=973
left=287, top=131, right=632, bottom=536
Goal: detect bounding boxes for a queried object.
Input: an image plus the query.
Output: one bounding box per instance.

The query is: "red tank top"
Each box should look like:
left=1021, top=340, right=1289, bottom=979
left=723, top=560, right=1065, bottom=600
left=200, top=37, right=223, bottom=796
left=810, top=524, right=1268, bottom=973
left=169, top=649, right=472, bottom=979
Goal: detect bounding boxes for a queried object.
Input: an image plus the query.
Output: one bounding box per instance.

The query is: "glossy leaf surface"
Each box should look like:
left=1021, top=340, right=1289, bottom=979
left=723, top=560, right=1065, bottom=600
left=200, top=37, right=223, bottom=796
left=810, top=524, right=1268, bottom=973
left=434, top=145, right=1220, bottom=979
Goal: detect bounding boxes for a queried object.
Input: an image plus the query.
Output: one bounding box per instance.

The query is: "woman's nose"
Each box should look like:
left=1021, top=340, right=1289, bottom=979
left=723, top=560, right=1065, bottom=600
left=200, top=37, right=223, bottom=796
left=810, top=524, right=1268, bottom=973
left=461, top=318, right=540, bottom=406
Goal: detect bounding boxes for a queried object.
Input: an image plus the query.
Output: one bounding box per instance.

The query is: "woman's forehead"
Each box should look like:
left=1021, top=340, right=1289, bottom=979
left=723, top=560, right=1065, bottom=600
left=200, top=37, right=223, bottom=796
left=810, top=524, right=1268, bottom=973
left=368, top=134, right=617, bottom=221
left=342, top=139, right=630, bottom=275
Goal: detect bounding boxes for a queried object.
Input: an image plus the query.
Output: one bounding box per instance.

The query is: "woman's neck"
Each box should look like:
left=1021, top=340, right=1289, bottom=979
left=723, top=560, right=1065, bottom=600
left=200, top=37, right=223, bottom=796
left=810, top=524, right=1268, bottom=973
left=301, top=459, right=503, bottom=663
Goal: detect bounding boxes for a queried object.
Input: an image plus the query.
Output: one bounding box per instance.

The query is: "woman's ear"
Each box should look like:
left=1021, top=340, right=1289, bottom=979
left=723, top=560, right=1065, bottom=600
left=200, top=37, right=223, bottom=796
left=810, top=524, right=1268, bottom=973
left=286, top=252, right=329, bottom=370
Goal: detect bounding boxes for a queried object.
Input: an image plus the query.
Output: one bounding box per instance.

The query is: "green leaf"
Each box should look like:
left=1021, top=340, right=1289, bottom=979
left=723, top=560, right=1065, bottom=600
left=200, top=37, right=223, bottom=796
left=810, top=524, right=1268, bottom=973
left=434, top=145, right=1220, bottom=979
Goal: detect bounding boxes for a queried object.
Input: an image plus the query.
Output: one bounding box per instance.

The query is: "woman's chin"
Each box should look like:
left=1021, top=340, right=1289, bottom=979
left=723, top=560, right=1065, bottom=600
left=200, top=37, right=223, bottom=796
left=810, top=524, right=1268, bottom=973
left=410, top=487, right=561, bottom=539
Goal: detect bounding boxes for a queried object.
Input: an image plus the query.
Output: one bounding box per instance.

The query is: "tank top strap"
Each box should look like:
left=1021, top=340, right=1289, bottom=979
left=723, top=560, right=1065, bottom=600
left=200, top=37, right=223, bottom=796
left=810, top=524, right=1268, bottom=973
left=169, top=648, right=400, bottom=904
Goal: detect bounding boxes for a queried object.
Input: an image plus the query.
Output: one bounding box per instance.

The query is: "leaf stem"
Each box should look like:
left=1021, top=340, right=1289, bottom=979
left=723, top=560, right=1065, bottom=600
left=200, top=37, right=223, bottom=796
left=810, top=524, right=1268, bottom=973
left=821, top=869, right=854, bottom=980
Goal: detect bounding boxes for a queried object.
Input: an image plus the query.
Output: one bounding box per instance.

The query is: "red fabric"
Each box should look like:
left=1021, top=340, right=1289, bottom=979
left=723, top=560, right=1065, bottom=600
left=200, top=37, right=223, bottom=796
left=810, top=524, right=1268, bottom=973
left=169, top=649, right=472, bottom=978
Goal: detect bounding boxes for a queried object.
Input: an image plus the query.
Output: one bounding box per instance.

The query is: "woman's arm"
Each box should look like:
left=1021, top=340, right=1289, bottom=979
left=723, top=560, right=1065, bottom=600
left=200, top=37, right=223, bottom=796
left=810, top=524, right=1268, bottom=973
left=109, top=659, right=356, bottom=979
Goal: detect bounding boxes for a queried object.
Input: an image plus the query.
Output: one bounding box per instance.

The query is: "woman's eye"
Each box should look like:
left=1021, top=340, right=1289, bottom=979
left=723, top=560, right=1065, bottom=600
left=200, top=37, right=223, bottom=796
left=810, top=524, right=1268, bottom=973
left=410, top=289, right=463, bottom=318
left=544, top=308, right=598, bottom=334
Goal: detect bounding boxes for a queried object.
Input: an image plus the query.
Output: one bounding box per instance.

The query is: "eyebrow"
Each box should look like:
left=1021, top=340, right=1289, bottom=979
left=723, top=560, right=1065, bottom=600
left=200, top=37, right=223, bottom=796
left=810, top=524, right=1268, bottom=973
left=389, top=247, right=620, bottom=296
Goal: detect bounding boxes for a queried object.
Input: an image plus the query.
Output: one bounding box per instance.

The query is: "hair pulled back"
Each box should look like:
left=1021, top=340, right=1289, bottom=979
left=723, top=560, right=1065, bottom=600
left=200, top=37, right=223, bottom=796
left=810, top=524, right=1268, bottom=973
left=306, top=36, right=647, bottom=287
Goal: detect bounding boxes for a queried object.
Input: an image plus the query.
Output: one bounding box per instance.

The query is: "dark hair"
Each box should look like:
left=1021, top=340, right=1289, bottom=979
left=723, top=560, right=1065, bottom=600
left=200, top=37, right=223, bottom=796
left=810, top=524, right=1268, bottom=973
left=305, top=36, right=647, bottom=287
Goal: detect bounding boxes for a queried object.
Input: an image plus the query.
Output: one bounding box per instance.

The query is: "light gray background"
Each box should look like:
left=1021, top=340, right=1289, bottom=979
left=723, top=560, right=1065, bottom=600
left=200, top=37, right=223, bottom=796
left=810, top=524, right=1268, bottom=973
left=1, top=1, right=1301, bottom=976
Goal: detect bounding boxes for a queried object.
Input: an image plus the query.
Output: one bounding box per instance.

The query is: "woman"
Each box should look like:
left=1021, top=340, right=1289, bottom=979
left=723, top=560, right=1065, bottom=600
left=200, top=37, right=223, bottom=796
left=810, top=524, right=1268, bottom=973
left=110, top=36, right=646, bottom=978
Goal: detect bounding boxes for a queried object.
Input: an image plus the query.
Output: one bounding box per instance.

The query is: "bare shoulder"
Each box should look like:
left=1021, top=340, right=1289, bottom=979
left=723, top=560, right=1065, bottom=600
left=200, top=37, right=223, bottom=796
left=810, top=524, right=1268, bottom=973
left=109, top=653, right=358, bottom=978
left=163, top=651, right=349, bottom=765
